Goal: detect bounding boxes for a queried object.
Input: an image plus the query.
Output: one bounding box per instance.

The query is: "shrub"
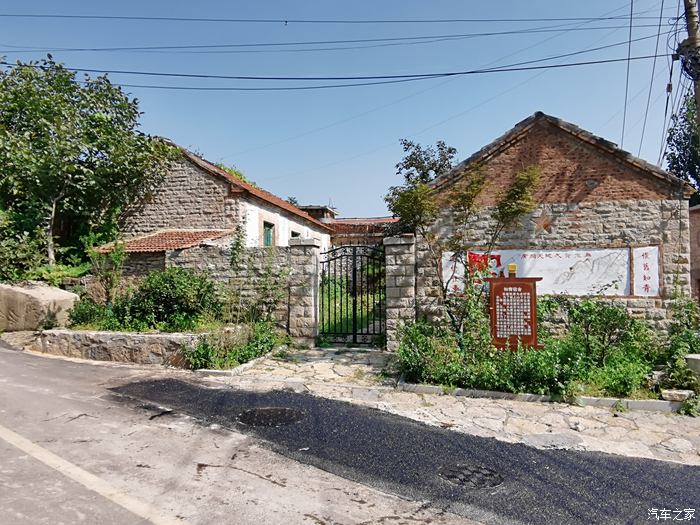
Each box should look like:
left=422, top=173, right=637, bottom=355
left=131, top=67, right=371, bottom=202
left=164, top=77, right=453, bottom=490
left=125, top=267, right=221, bottom=331
left=396, top=297, right=662, bottom=398
left=66, top=268, right=221, bottom=332
left=184, top=321, right=283, bottom=370
left=68, top=298, right=109, bottom=328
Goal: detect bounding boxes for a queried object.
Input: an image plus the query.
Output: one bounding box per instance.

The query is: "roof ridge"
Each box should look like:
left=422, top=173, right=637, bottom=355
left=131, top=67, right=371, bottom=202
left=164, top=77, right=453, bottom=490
left=177, top=148, right=332, bottom=232
left=432, top=111, right=694, bottom=198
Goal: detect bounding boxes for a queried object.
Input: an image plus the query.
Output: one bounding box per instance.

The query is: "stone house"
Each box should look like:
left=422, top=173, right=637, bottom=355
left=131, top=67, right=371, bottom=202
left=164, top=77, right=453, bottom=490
left=395, top=112, right=694, bottom=335
left=297, top=205, right=399, bottom=246
left=115, top=145, right=332, bottom=274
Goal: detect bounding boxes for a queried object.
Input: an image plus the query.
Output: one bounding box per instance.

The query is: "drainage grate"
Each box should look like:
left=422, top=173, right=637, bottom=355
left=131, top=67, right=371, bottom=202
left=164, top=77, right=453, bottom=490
left=238, top=407, right=304, bottom=427
left=438, top=464, right=504, bottom=489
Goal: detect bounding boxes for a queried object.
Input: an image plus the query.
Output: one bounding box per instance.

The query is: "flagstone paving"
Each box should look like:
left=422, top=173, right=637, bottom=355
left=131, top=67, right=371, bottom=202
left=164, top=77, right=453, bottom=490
left=204, top=347, right=700, bottom=466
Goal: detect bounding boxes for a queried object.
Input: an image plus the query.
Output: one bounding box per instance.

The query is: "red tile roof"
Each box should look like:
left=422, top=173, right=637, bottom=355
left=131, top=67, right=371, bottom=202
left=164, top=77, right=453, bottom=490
left=97, top=229, right=231, bottom=253
left=178, top=149, right=333, bottom=232
left=330, top=217, right=398, bottom=234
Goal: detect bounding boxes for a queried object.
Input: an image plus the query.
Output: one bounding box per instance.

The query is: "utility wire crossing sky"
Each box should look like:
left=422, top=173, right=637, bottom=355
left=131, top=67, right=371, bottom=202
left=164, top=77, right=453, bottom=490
left=0, top=1, right=690, bottom=217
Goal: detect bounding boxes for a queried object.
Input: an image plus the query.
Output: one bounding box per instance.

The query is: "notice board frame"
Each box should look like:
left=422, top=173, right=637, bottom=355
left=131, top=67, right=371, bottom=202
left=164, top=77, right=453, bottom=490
left=486, top=276, right=542, bottom=349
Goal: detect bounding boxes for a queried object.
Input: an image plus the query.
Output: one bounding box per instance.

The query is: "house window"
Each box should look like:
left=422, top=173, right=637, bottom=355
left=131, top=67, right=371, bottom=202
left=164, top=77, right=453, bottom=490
left=263, top=222, right=275, bottom=247
left=291, top=231, right=301, bottom=239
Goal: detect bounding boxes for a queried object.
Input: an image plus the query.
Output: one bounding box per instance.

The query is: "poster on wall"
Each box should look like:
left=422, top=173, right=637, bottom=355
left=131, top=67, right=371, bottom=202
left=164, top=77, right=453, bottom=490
left=442, top=246, right=659, bottom=297
left=632, top=246, right=660, bottom=297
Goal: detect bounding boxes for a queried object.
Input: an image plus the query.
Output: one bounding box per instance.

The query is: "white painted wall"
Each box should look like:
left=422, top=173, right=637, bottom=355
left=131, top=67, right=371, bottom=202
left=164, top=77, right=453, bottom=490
left=242, top=199, right=330, bottom=250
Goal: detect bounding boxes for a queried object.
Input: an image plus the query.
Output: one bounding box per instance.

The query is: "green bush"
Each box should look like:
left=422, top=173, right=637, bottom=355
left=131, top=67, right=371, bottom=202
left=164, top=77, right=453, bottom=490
left=185, top=321, right=283, bottom=370
left=68, top=298, right=108, bottom=327
left=67, top=268, right=221, bottom=332
left=125, top=267, right=221, bottom=330
left=396, top=297, right=661, bottom=398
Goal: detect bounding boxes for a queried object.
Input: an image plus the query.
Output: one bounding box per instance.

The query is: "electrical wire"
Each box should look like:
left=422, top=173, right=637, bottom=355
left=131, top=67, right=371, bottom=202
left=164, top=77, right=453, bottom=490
left=0, top=23, right=666, bottom=55
left=621, top=0, right=634, bottom=147
left=638, top=0, right=666, bottom=155
left=224, top=2, right=640, bottom=160
left=0, top=12, right=677, bottom=25
left=2, top=53, right=671, bottom=88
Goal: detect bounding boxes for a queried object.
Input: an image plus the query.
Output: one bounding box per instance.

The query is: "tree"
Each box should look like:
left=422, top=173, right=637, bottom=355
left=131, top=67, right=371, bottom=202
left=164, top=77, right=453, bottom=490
left=0, top=56, right=174, bottom=266
left=384, top=140, right=540, bottom=348
left=666, top=94, right=700, bottom=193
left=287, top=196, right=299, bottom=206
left=385, top=139, right=457, bottom=232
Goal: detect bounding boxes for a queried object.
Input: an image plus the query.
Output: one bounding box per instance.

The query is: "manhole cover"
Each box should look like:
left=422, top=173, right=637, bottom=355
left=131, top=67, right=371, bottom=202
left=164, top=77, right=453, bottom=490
left=438, top=464, right=503, bottom=489
left=238, top=407, right=304, bottom=427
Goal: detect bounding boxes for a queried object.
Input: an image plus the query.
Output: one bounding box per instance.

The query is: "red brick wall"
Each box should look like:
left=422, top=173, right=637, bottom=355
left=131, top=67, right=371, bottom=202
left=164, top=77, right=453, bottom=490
left=452, top=121, right=679, bottom=206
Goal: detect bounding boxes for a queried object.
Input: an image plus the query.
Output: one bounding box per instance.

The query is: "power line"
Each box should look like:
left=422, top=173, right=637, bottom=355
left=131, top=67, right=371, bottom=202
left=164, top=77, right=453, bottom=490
left=224, top=3, right=638, bottom=160
left=0, top=12, right=677, bottom=25
left=2, top=53, right=671, bottom=86
left=638, top=0, right=666, bottom=155
left=621, top=0, right=635, bottom=148
left=0, top=24, right=666, bottom=55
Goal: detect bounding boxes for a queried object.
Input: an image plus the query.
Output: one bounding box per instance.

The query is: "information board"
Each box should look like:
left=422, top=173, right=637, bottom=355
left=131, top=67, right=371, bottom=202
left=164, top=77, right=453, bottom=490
left=442, top=246, right=660, bottom=297
left=486, top=276, right=541, bottom=349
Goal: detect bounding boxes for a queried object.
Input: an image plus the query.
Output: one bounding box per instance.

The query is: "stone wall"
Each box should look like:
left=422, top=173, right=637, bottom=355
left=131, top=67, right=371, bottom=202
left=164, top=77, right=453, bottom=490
left=414, top=199, right=690, bottom=329
left=166, top=238, right=320, bottom=344
left=29, top=329, right=198, bottom=366
left=166, top=243, right=292, bottom=327
left=123, top=252, right=166, bottom=276
left=120, top=157, right=240, bottom=236
left=384, top=235, right=416, bottom=352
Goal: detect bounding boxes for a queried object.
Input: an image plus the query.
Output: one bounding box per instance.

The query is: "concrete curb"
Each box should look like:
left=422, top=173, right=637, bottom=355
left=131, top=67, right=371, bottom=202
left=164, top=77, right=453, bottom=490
left=396, top=376, right=684, bottom=414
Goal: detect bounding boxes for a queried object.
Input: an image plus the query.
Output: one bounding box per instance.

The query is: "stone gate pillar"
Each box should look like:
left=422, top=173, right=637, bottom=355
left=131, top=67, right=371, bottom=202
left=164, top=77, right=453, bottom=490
left=383, top=234, right=416, bottom=351
left=288, top=238, right=321, bottom=347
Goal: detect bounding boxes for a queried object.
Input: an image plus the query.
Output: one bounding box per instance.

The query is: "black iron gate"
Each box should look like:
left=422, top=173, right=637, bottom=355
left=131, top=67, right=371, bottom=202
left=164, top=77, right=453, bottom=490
left=319, top=245, right=386, bottom=345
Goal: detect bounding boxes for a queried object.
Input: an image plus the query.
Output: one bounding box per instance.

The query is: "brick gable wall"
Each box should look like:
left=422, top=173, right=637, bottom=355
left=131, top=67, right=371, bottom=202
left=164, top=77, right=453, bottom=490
left=445, top=121, right=681, bottom=207
left=120, top=158, right=240, bottom=237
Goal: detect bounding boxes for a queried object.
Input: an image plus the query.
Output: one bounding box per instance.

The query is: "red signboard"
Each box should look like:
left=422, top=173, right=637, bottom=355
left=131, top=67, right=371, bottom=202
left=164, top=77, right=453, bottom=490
left=486, top=276, right=542, bottom=349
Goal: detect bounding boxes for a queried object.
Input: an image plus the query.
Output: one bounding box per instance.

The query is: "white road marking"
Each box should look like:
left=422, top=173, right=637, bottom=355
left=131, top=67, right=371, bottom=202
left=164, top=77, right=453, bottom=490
left=0, top=422, right=186, bottom=525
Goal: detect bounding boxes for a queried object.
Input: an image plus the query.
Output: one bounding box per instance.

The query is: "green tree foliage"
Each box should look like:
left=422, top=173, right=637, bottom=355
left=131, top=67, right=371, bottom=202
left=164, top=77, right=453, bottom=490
left=385, top=139, right=540, bottom=346
left=385, top=139, right=457, bottom=233
left=0, top=56, right=174, bottom=268
left=666, top=94, right=700, bottom=191
left=395, top=138, right=457, bottom=184
left=215, top=162, right=258, bottom=188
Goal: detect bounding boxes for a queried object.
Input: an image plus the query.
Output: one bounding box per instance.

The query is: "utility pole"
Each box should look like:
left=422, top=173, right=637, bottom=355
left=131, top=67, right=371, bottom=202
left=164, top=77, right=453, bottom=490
left=679, top=0, right=700, bottom=129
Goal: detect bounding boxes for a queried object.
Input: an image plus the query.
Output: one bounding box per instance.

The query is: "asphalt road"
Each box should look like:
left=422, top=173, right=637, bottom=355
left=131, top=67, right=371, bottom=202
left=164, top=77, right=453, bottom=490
left=113, top=378, right=700, bottom=525
left=0, top=345, right=477, bottom=525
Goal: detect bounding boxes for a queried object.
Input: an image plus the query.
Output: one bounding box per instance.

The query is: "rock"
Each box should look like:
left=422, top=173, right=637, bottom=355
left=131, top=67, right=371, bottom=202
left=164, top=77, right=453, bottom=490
left=650, top=370, right=665, bottom=386
left=522, top=433, right=583, bottom=450
left=660, top=389, right=695, bottom=402
left=659, top=437, right=694, bottom=453
left=0, top=282, right=78, bottom=331
left=686, top=354, right=700, bottom=376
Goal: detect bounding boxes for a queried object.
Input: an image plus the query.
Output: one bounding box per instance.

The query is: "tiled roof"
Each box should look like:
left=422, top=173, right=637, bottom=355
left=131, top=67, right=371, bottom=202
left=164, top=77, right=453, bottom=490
left=330, top=216, right=398, bottom=234
left=432, top=111, right=695, bottom=197
left=332, top=217, right=399, bottom=225
left=177, top=148, right=333, bottom=233
left=97, top=229, right=231, bottom=253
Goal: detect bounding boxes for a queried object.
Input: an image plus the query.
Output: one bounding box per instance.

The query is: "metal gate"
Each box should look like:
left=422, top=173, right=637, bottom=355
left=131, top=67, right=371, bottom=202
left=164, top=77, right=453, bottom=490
left=319, top=245, right=385, bottom=345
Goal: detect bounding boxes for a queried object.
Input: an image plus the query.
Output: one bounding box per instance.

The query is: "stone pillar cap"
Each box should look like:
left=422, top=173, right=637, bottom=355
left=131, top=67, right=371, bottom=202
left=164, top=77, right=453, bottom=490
left=289, top=238, right=321, bottom=247
left=383, top=233, right=415, bottom=246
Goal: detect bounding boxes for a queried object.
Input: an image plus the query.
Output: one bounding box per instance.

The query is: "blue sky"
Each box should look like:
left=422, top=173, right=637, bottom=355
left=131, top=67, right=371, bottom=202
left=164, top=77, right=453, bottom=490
left=0, top=1, right=687, bottom=217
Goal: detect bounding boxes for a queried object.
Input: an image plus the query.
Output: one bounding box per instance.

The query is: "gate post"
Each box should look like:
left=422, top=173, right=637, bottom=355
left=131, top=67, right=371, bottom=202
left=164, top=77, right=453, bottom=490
left=288, top=238, right=321, bottom=347
left=383, top=234, right=416, bottom=352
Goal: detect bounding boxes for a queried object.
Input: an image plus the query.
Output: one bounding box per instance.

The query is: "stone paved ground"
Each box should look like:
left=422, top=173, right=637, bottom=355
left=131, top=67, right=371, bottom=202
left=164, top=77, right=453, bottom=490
left=204, top=348, right=700, bottom=466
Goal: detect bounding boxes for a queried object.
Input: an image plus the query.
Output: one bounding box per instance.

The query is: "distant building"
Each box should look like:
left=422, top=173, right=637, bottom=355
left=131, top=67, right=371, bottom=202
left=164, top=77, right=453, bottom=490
left=113, top=145, right=332, bottom=274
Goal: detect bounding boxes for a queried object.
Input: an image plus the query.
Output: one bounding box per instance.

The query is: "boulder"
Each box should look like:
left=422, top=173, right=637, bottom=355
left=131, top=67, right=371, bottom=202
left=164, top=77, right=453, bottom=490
left=660, top=389, right=695, bottom=402
left=686, top=354, right=700, bottom=377
left=0, top=282, right=79, bottom=331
